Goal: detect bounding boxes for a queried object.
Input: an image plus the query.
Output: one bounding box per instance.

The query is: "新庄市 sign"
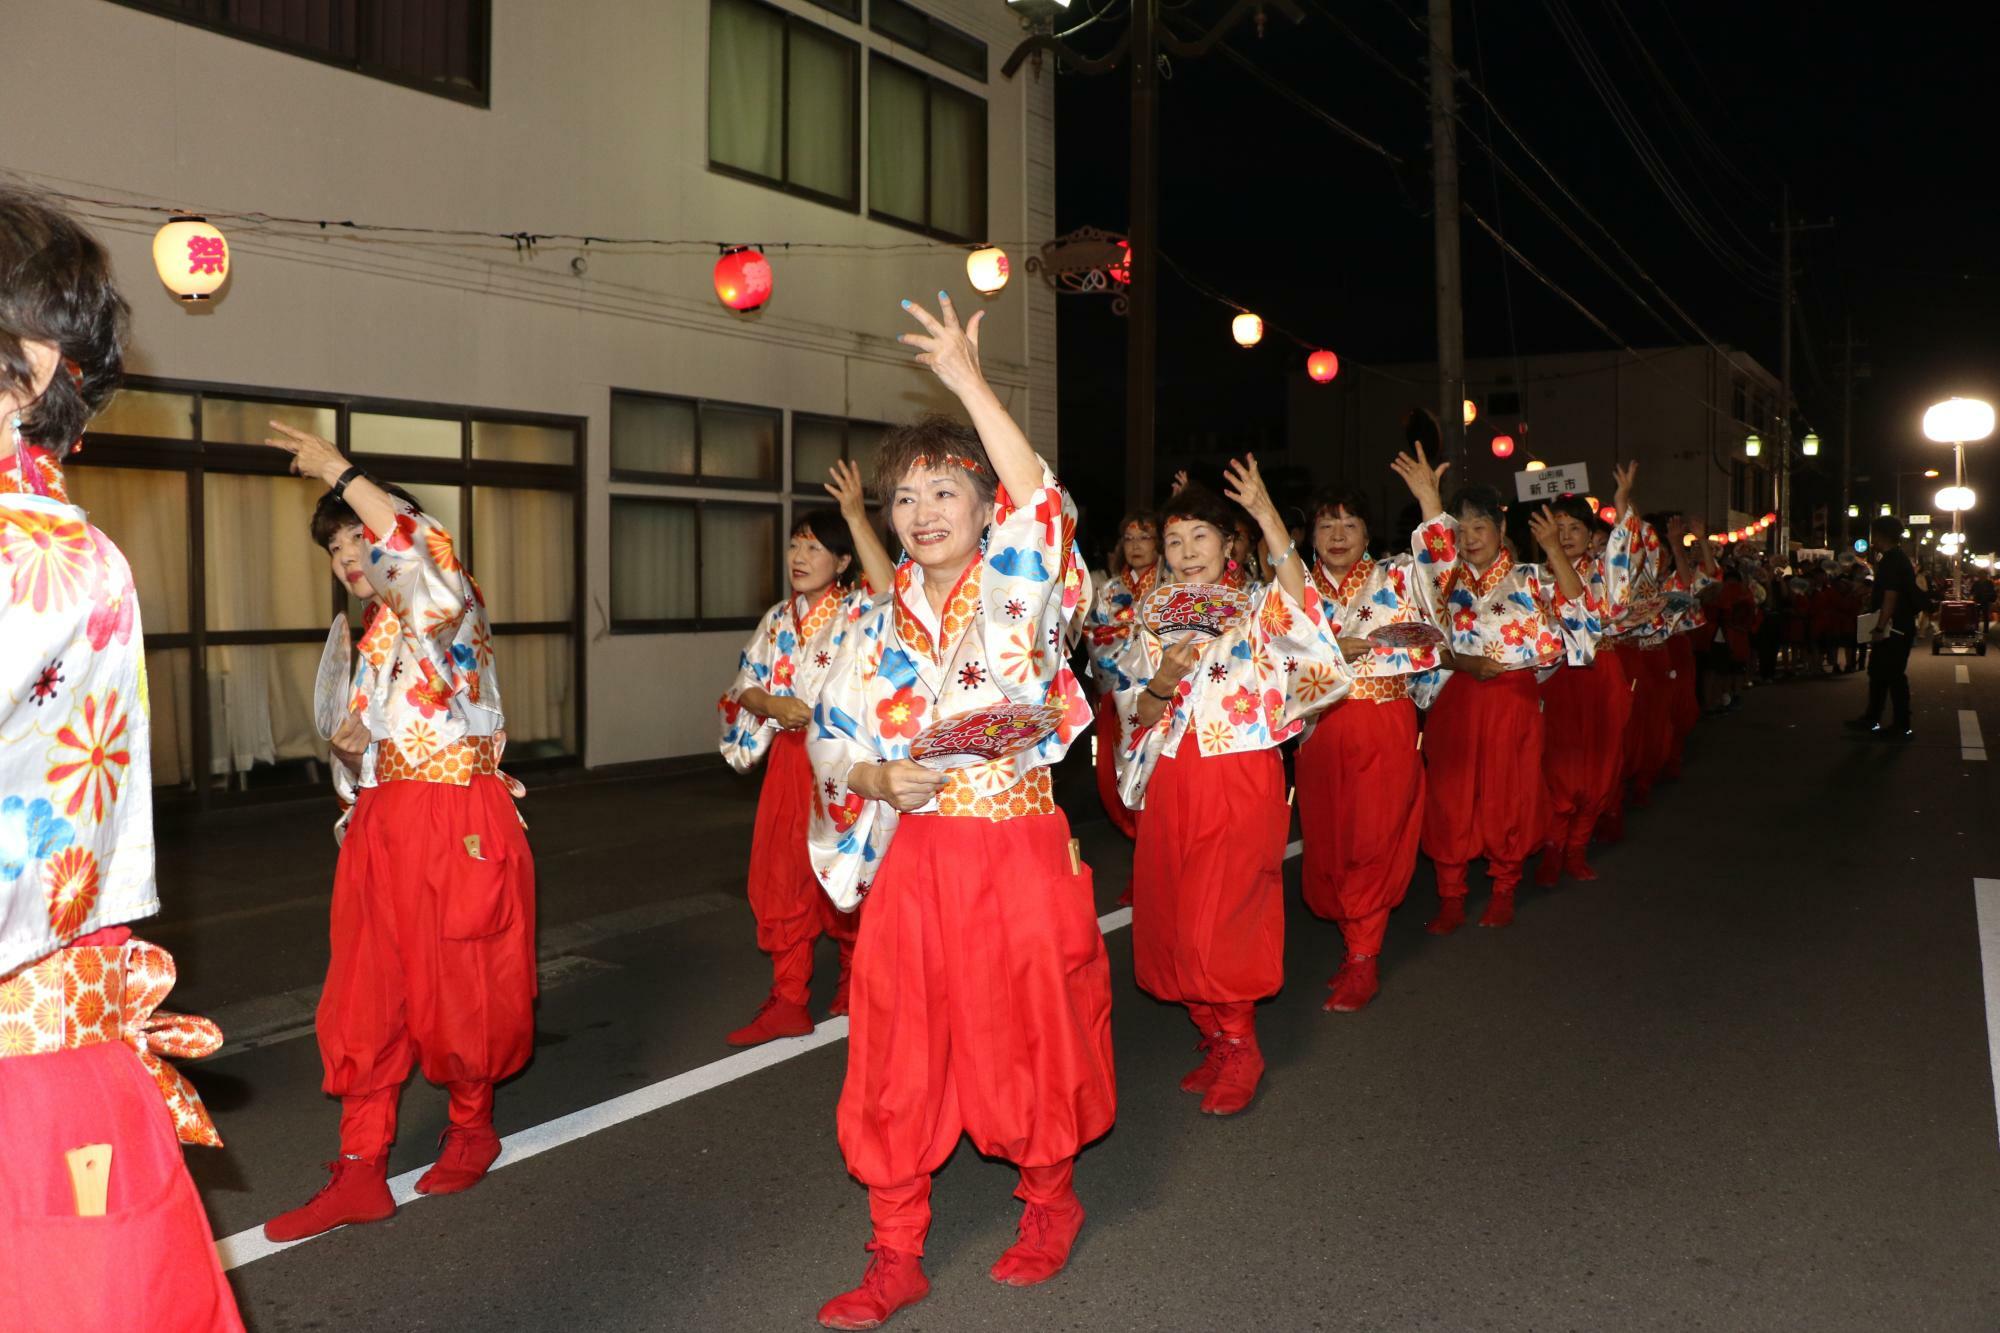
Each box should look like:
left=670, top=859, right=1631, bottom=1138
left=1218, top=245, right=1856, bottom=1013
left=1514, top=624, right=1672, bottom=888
left=1515, top=463, right=1590, bottom=503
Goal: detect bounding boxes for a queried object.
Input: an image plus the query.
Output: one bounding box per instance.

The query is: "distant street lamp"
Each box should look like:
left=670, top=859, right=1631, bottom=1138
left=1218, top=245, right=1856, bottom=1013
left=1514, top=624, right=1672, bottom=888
left=1846, top=503, right=1860, bottom=518
left=1924, top=395, right=1994, bottom=596
left=1744, top=433, right=1762, bottom=458
left=1802, top=432, right=1820, bottom=457
left=1879, top=502, right=1893, bottom=517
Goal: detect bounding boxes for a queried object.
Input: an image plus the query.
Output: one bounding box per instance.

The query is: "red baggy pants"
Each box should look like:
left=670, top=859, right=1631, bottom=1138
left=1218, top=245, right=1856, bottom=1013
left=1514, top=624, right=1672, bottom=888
left=318, top=775, right=537, bottom=1159
left=1421, top=669, right=1547, bottom=894
left=1131, top=744, right=1288, bottom=1004
left=1539, top=653, right=1632, bottom=854
left=0, top=1042, right=245, bottom=1333
left=1664, top=634, right=1699, bottom=776
left=748, top=731, right=858, bottom=1003
left=1613, top=643, right=1674, bottom=803
left=1093, top=694, right=1140, bottom=839
left=838, top=811, right=1114, bottom=1255
left=1297, top=697, right=1423, bottom=958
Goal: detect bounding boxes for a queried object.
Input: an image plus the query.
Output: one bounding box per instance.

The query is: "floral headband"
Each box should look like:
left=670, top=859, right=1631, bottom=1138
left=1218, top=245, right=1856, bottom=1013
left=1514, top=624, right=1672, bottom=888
left=911, top=452, right=984, bottom=475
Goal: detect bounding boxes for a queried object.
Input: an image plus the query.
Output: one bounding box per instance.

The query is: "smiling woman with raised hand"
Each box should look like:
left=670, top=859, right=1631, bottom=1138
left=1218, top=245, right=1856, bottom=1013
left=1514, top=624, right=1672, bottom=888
left=805, top=293, right=1107, bottom=1330
left=1113, top=458, right=1349, bottom=1117
left=716, top=457, right=895, bottom=1046
left=1400, top=445, right=1604, bottom=934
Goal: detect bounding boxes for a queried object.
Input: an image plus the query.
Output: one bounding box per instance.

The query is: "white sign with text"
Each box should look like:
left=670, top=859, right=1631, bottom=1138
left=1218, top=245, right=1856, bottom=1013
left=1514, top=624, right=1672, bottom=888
left=1515, top=463, right=1590, bottom=503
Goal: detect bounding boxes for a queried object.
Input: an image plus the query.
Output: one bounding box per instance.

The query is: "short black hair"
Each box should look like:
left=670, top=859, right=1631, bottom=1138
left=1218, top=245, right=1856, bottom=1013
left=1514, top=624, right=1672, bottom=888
left=0, top=186, right=130, bottom=456
left=1549, top=494, right=1598, bottom=527
left=791, top=507, right=858, bottom=584
left=310, top=481, right=425, bottom=549
left=1161, top=481, right=1239, bottom=537
left=1868, top=514, right=1902, bottom=545
left=1310, top=488, right=1374, bottom=535
left=1447, top=483, right=1508, bottom=526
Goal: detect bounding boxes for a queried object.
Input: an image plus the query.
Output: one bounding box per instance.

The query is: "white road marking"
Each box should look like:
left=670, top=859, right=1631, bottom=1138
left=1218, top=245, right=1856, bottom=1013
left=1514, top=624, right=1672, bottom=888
left=214, top=840, right=1308, bottom=1272
left=1958, top=665, right=1971, bottom=685
left=1972, top=880, right=2000, bottom=1146
left=1961, top=708, right=1987, bottom=762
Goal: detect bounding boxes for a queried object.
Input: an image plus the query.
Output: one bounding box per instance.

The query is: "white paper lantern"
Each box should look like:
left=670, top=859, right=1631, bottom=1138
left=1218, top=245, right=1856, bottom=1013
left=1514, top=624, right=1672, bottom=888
left=966, top=247, right=1010, bottom=294
left=153, top=216, right=230, bottom=302
left=1231, top=313, right=1263, bottom=348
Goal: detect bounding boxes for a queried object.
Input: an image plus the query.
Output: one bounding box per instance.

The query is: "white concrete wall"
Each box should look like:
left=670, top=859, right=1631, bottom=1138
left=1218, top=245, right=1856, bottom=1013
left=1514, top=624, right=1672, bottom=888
left=3, top=0, right=1057, bottom=766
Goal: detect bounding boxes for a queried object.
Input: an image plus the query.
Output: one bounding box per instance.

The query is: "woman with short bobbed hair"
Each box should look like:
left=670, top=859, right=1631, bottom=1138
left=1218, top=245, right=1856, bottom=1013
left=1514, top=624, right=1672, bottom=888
left=0, top=186, right=244, bottom=1330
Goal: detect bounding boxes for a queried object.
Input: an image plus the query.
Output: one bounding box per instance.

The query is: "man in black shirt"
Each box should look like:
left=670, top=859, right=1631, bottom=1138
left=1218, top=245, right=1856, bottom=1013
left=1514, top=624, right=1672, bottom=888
left=1848, top=516, right=1917, bottom=739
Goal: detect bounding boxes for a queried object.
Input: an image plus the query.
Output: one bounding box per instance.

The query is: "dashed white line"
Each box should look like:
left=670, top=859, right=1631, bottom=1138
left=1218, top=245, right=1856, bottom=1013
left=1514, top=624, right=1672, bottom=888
left=214, top=839, right=1309, bottom=1272
left=1957, top=665, right=1972, bottom=685
left=1961, top=708, right=1987, bottom=762
left=1972, top=880, right=2000, bottom=1146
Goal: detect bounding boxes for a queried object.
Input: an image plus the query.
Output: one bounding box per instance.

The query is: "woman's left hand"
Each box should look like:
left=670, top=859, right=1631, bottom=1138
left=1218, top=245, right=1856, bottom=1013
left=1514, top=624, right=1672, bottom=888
left=262, top=421, right=348, bottom=485
left=899, top=293, right=986, bottom=400
left=1222, top=454, right=1278, bottom=525
left=1527, top=504, right=1565, bottom=560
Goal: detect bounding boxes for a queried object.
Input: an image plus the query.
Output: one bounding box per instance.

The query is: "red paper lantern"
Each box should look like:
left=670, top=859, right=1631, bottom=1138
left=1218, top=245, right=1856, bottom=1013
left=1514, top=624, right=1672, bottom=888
left=1599, top=505, right=1618, bottom=524
left=1306, top=350, right=1340, bottom=383
left=713, top=246, right=773, bottom=312
left=1490, top=434, right=1515, bottom=459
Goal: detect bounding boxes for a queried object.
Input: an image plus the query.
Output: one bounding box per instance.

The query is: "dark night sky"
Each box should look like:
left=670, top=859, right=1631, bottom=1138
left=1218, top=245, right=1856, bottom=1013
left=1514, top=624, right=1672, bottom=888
left=1050, top=0, right=2000, bottom=551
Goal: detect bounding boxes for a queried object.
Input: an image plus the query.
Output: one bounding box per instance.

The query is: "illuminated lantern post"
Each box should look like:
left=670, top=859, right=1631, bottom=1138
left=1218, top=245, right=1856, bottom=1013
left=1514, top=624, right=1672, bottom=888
left=1306, top=350, right=1340, bottom=383
left=1923, top=396, right=1994, bottom=597
left=1490, top=433, right=1514, bottom=459
left=713, top=246, right=774, bottom=312
left=967, top=246, right=1010, bottom=294
left=1231, top=313, right=1264, bottom=348
left=152, top=215, right=230, bottom=302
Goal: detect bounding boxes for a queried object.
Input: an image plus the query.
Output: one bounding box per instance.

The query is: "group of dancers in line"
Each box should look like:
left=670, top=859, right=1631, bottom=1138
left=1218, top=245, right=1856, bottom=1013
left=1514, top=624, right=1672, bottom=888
left=0, top=182, right=1719, bottom=1332
left=715, top=291, right=1721, bottom=1328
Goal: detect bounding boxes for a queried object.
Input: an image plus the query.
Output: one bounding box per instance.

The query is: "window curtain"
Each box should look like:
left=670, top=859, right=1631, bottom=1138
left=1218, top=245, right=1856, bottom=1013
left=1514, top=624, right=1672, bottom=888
left=610, top=501, right=697, bottom=623
left=928, top=85, right=986, bottom=241
left=469, top=488, right=574, bottom=748
left=702, top=507, right=779, bottom=621
left=787, top=24, right=857, bottom=202
left=869, top=57, right=927, bottom=225
left=710, top=0, right=784, bottom=180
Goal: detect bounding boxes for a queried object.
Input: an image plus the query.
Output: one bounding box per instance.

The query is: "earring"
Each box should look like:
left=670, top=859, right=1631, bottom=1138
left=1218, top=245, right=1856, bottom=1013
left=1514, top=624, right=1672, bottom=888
left=980, top=525, right=992, bottom=554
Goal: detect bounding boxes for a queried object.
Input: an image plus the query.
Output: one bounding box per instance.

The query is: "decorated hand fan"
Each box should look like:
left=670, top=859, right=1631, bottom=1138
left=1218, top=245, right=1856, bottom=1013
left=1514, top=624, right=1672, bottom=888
left=1366, top=621, right=1446, bottom=650
left=1139, top=582, right=1252, bottom=645
left=1619, top=594, right=1668, bottom=628
left=909, top=702, right=1068, bottom=771
left=312, top=613, right=354, bottom=740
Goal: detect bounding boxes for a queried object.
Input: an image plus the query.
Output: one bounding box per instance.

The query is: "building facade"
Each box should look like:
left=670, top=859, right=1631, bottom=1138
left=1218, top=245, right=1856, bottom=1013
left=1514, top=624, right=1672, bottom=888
left=1286, top=345, right=1785, bottom=536
left=7, top=0, right=1059, bottom=805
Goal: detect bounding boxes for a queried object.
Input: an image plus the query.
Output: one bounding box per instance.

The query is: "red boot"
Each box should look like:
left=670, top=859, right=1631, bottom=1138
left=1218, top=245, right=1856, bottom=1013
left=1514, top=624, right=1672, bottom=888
left=416, top=1125, right=502, bottom=1195
left=818, top=1246, right=930, bottom=1330
left=727, top=996, right=814, bottom=1046
left=1323, top=955, right=1380, bottom=1013
left=1563, top=846, right=1599, bottom=882
left=1424, top=897, right=1467, bottom=936
left=1117, top=884, right=1133, bottom=907
left=1478, top=890, right=1516, bottom=929
left=1178, top=1004, right=1223, bottom=1093
left=990, top=1198, right=1086, bottom=1286
left=1201, top=1035, right=1265, bottom=1116
left=1534, top=843, right=1563, bottom=887
left=263, top=1155, right=395, bottom=1242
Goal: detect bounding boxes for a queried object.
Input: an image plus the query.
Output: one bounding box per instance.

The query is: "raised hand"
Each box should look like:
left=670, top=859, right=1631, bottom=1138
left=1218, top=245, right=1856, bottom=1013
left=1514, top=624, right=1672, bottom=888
left=1222, top=455, right=1279, bottom=527
left=1170, top=469, right=1190, bottom=497
left=1527, top=504, right=1565, bottom=560
left=825, top=457, right=869, bottom=521
left=1612, top=460, right=1638, bottom=516
left=262, top=421, right=347, bottom=485
left=898, top=293, right=986, bottom=401
left=1391, top=442, right=1451, bottom=519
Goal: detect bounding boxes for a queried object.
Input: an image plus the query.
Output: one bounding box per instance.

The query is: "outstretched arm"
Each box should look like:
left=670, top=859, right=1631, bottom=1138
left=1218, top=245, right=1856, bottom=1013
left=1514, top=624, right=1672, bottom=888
left=826, top=458, right=897, bottom=595
left=1224, top=454, right=1307, bottom=605
left=1391, top=442, right=1452, bottom=522
left=899, top=294, right=1041, bottom=507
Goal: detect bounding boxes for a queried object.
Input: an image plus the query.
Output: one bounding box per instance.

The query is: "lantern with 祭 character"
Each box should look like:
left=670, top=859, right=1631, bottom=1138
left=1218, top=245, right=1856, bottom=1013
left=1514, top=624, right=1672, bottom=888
left=713, top=246, right=774, bottom=312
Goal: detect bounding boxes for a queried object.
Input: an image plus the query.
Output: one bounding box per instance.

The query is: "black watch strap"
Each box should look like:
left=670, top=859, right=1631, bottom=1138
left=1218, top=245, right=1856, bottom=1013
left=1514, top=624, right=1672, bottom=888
left=330, top=464, right=367, bottom=502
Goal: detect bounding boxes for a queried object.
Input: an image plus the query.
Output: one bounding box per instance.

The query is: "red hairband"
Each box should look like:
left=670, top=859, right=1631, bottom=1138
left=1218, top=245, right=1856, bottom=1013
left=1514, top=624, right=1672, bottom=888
left=912, top=453, right=984, bottom=475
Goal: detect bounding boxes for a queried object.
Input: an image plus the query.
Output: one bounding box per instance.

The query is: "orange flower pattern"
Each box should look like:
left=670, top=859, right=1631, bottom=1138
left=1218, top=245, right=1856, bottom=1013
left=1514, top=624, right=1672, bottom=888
left=718, top=584, right=873, bottom=774
left=45, top=690, right=131, bottom=824
left=43, top=846, right=99, bottom=937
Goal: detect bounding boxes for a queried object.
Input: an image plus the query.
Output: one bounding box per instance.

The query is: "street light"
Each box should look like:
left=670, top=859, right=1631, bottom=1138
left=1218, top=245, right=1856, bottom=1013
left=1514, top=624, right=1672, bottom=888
left=1879, top=502, right=1893, bottom=517
left=1745, top=433, right=1762, bottom=458
left=1924, top=395, right=1993, bottom=598
left=1846, top=503, right=1860, bottom=518
left=1802, top=432, right=1820, bottom=457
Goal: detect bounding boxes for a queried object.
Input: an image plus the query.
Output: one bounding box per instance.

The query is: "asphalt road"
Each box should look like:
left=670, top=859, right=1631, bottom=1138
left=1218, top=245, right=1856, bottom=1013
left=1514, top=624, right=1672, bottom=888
left=166, top=641, right=2000, bottom=1332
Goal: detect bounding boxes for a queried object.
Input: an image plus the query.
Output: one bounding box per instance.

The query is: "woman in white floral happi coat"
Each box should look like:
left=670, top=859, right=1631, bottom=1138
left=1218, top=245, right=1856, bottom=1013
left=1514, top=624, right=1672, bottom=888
left=1080, top=510, right=1160, bottom=845
left=0, top=186, right=242, bottom=1332
left=806, top=294, right=1108, bottom=1331
left=1113, top=463, right=1350, bottom=1117
left=717, top=461, right=894, bottom=1045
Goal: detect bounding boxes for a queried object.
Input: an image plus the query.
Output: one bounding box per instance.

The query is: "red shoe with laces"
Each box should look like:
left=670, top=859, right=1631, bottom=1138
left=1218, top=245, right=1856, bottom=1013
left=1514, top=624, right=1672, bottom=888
left=1534, top=843, right=1563, bottom=887
left=1563, top=848, right=1599, bottom=882
left=1424, top=897, right=1466, bottom=936
left=1178, top=1034, right=1224, bottom=1094
left=990, top=1198, right=1086, bottom=1286
left=1478, top=890, right=1517, bottom=929
left=817, top=1245, right=930, bottom=1330
left=726, top=996, right=814, bottom=1047
left=1200, top=1037, right=1265, bottom=1116
left=416, top=1125, right=502, bottom=1195
left=263, top=1155, right=395, bottom=1242
left=1322, top=955, right=1380, bottom=1013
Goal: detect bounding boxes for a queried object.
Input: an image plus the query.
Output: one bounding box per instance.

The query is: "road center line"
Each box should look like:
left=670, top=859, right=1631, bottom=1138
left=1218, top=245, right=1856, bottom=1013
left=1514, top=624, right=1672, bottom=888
left=1971, top=880, right=2000, bottom=1148
left=213, top=840, right=1309, bottom=1273
left=1960, top=708, right=1987, bottom=762
left=1957, top=665, right=1971, bottom=685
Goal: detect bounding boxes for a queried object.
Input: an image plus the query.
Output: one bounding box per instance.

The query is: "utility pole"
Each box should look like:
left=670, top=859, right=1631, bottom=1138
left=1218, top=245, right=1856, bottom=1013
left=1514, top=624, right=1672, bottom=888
left=1003, top=0, right=1303, bottom=513
left=1772, top=187, right=1834, bottom=559
left=1428, top=0, right=1464, bottom=463
left=1838, top=315, right=1864, bottom=549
